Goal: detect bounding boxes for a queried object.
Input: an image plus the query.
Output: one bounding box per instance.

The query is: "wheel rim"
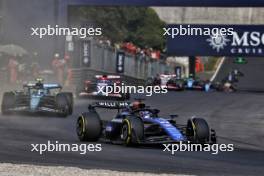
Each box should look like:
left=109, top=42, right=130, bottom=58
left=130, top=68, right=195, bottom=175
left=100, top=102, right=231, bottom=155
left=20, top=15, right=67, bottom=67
left=122, top=124, right=129, bottom=140
left=77, top=118, right=84, bottom=136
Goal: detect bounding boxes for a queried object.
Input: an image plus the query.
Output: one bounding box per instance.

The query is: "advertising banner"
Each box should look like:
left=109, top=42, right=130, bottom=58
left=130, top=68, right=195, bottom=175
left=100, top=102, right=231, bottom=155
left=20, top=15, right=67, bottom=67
left=116, top=52, right=125, bottom=73
left=166, top=25, right=264, bottom=57
left=81, top=40, right=91, bottom=67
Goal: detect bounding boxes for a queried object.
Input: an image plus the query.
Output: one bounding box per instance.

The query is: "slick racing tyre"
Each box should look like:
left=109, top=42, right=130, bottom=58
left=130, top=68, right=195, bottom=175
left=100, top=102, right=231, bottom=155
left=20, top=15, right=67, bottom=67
left=56, top=93, right=71, bottom=117
left=62, top=92, right=73, bottom=115
left=76, top=112, right=102, bottom=141
left=187, top=118, right=210, bottom=144
left=121, top=117, right=144, bottom=146
left=1, top=92, right=15, bottom=115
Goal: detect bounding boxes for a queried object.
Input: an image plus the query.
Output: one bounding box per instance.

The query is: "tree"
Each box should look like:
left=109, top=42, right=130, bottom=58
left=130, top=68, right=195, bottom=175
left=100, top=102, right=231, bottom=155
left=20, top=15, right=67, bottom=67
left=69, top=7, right=166, bottom=50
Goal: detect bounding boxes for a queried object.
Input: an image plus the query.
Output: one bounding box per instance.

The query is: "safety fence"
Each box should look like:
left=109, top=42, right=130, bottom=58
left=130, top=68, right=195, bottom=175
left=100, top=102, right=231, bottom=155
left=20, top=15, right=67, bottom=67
left=72, top=39, right=174, bottom=87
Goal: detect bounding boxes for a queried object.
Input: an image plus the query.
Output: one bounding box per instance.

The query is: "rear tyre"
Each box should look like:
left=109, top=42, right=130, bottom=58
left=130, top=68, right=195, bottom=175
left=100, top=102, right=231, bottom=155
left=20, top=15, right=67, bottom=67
left=56, top=93, right=71, bottom=117
left=187, top=118, right=210, bottom=143
left=121, top=117, right=144, bottom=146
left=76, top=112, right=102, bottom=141
left=1, top=92, right=15, bottom=115
left=62, top=92, right=73, bottom=115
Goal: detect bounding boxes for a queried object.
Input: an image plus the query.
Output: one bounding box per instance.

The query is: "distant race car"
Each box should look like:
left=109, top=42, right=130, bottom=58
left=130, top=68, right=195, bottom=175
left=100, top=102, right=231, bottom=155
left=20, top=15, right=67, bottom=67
left=184, top=77, right=211, bottom=92
left=76, top=100, right=216, bottom=146
left=146, top=74, right=176, bottom=87
left=1, top=79, right=73, bottom=117
left=212, top=81, right=237, bottom=92
left=166, top=77, right=185, bottom=91
left=76, top=75, right=130, bottom=100
left=222, top=69, right=244, bottom=84
left=211, top=69, right=244, bottom=92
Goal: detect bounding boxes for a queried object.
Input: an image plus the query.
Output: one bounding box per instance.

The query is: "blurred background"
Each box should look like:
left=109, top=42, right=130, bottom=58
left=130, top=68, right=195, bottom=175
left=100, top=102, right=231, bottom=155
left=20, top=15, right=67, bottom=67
left=0, top=0, right=263, bottom=90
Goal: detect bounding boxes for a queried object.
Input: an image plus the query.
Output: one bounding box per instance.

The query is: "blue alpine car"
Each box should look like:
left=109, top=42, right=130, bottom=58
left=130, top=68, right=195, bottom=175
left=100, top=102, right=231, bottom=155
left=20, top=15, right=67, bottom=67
left=76, top=101, right=216, bottom=145
left=185, top=77, right=212, bottom=92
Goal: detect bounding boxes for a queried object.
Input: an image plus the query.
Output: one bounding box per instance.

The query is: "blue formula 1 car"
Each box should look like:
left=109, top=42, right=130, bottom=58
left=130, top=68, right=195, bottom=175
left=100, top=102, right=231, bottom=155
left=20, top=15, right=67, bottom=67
left=76, top=101, right=216, bottom=146
left=1, top=79, right=73, bottom=117
left=184, top=77, right=212, bottom=92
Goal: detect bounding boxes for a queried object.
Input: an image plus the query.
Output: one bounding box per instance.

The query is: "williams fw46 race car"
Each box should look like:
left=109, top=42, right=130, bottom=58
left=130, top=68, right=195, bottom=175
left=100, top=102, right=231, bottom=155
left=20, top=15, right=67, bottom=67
left=76, top=101, right=216, bottom=146
left=76, top=75, right=130, bottom=100
left=1, top=79, right=73, bottom=117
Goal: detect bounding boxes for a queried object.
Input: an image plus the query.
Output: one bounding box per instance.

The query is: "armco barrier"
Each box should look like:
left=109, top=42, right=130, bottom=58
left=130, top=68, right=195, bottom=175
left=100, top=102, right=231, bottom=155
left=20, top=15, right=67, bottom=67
left=71, top=68, right=146, bottom=89
left=71, top=60, right=173, bottom=89
left=72, top=40, right=174, bottom=89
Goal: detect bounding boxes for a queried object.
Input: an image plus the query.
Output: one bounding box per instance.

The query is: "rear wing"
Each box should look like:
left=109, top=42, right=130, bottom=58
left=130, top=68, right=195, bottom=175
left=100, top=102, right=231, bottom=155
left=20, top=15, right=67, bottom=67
left=95, top=75, right=121, bottom=79
left=88, top=102, right=130, bottom=110
left=23, top=83, right=62, bottom=89
left=160, top=74, right=176, bottom=78
left=43, top=84, right=62, bottom=89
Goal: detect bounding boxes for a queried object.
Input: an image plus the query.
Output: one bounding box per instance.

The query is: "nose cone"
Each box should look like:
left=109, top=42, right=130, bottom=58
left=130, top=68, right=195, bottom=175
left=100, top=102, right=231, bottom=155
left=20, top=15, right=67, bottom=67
left=205, top=84, right=210, bottom=92
left=187, top=80, right=193, bottom=88
left=30, top=96, right=41, bottom=110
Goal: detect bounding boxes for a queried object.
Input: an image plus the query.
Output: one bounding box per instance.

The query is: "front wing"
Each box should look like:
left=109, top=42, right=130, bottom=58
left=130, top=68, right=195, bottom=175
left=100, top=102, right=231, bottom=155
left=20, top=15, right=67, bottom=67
left=4, top=105, right=64, bottom=115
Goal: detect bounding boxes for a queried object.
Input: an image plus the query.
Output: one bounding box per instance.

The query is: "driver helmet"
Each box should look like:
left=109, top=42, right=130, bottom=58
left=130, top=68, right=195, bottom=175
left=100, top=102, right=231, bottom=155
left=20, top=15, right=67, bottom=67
left=35, top=78, right=44, bottom=88
left=130, top=101, right=145, bottom=111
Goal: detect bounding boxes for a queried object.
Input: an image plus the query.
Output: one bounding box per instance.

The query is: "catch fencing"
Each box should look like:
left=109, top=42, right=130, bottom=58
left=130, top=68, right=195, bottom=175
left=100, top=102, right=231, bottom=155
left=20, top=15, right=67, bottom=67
left=72, top=39, right=174, bottom=87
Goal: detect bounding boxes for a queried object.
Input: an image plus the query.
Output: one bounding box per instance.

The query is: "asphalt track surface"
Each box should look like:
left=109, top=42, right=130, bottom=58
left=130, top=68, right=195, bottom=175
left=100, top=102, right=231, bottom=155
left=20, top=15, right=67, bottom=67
left=214, top=57, right=264, bottom=91
left=0, top=57, right=264, bottom=175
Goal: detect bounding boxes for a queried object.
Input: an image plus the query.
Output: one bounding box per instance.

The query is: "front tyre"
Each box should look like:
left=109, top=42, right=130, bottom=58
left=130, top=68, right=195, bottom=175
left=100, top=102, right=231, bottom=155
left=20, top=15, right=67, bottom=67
left=56, top=93, right=71, bottom=117
left=62, top=92, right=73, bottom=115
left=76, top=112, right=102, bottom=141
left=186, top=118, right=210, bottom=144
left=121, top=117, right=144, bottom=146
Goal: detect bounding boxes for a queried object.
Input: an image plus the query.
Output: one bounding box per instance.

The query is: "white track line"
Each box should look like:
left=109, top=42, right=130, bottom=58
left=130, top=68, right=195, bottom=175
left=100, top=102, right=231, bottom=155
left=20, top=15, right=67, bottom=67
left=210, top=57, right=226, bottom=82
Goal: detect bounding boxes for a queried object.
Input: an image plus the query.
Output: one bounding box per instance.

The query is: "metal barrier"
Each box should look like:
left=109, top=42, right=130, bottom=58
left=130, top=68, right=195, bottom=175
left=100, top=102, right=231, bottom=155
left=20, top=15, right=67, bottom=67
left=72, top=39, right=174, bottom=88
